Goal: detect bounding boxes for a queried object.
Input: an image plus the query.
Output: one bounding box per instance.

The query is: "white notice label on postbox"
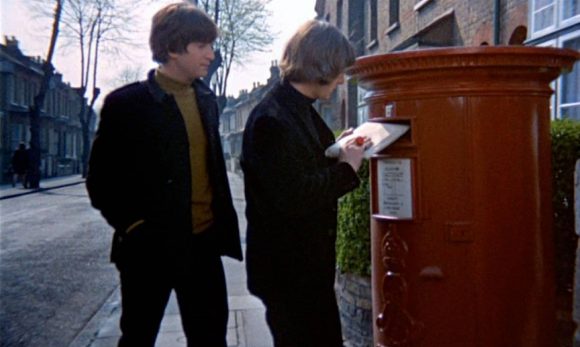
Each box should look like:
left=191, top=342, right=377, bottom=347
left=377, top=159, right=413, bottom=219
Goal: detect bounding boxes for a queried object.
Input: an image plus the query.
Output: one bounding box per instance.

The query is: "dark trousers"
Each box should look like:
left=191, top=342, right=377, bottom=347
left=116, top=228, right=228, bottom=347
left=260, top=286, right=343, bottom=347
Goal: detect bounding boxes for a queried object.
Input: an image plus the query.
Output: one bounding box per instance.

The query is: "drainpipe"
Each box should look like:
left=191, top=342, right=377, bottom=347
left=493, top=0, right=501, bottom=44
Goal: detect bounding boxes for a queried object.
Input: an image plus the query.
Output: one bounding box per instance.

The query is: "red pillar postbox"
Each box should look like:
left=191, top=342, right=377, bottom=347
left=347, top=47, right=580, bottom=347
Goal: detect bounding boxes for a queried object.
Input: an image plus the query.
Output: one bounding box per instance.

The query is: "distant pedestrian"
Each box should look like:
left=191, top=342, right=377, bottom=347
left=11, top=143, right=29, bottom=188
left=241, top=20, right=368, bottom=347
left=86, top=3, right=242, bottom=347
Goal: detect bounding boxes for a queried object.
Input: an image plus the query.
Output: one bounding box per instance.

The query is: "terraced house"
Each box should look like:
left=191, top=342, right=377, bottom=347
left=0, top=37, right=95, bottom=183
left=314, top=0, right=579, bottom=126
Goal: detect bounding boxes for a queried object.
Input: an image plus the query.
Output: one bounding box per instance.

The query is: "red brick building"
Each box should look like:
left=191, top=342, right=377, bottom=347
left=315, top=0, right=579, bottom=127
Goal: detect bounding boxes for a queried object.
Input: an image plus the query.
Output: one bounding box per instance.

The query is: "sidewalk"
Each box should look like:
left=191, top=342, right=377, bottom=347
left=1, top=172, right=273, bottom=346
left=64, top=172, right=273, bottom=347
left=0, top=174, right=85, bottom=200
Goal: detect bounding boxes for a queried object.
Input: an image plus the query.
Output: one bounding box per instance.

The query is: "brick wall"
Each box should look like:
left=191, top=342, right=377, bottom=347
left=316, top=0, right=530, bottom=54
left=314, top=0, right=531, bottom=130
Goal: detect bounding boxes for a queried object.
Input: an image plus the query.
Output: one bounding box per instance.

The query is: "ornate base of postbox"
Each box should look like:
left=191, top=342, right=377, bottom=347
left=374, top=224, right=424, bottom=346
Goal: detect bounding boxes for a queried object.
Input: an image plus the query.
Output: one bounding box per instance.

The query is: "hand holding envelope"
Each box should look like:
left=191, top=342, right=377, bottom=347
left=326, top=121, right=410, bottom=159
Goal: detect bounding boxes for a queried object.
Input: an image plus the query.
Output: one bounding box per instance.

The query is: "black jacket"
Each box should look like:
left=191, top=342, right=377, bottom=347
left=241, top=80, right=359, bottom=297
left=87, top=70, right=242, bottom=262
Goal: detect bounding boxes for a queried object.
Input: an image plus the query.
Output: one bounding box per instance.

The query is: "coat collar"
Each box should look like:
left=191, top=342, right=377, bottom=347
left=145, top=69, right=216, bottom=104
left=272, top=79, right=334, bottom=151
left=276, top=79, right=316, bottom=106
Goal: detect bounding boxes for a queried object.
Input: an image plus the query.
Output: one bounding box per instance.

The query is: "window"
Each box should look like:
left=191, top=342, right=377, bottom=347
left=390, top=0, right=400, bottom=27
left=40, top=127, right=49, bottom=150
left=14, top=77, right=23, bottom=105
left=48, top=92, right=52, bottom=115
left=6, top=75, right=14, bottom=104
left=11, top=124, right=21, bottom=150
left=229, top=114, right=235, bottom=132
left=536, top=35, right=580, bottom=120
left=414, top=0, right=433, bottom=11
left=531, top=0, right=580, bottom=36
left=65, top=132, right=75, bottom=158
left=72, top=133, right=77, bottom=158
left=59, top=93, right=65, bottom=117
left=563, top=0, right=580, bottom=21
left=24, top=80, right=30, bottom=106
left=337, top=0, right=343, bottom=29
left=50, top=129, right=59, bottom=155
left=60, top=93, right=64, bottom=116
left=236, top=110, right=242, bottom=130
left=10, top=124, right=27, bottom=150
left=369, top=0, right=378, bottom=44
left=357, top=87, right=369, bottom=125
left=559, top=34, right=580, bottom=120
left=537, top=40, right=557, bottom=117
left=532, top=0, right=556, bottom=32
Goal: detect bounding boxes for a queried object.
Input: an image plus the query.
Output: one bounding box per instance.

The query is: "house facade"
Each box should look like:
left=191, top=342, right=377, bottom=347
left=219, top=1, right=578, bottom=174
left=0, top=36, right=94, bottom=183
left=315, top=0, right=579, bottom=124
left=220, top=61, right=281, bottom=172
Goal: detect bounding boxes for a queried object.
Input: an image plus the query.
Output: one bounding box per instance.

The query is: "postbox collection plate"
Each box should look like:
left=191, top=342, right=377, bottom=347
left=376, top=158, right=414, bottom=220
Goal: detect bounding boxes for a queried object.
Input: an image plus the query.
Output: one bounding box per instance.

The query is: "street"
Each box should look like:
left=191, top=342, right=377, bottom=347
left=0, top=174, right=270, bottom=347
left=0, top=183, right=118, bottom=347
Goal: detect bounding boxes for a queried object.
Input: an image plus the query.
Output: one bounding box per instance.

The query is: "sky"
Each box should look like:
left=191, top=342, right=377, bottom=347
left=0, top=0, right=317, bottom=105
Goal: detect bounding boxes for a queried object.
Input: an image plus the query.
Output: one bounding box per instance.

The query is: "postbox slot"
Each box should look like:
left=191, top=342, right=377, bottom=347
left=371, top=117, right=415, bottom=147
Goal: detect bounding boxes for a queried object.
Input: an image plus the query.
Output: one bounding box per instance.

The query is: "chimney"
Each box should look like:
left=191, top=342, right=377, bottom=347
left=4, top=36, right=19, bottom=47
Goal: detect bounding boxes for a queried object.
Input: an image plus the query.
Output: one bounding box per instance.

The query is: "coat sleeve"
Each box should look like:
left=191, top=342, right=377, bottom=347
left=85, top=95, right=144, bottom=232
left=243, top=113, right=360, bottom=222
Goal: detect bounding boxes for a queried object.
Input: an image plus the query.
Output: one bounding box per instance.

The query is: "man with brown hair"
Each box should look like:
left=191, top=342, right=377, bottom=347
left=242, top=20, right=367, bottom=347
left=86, top=3, right=242, bottom=346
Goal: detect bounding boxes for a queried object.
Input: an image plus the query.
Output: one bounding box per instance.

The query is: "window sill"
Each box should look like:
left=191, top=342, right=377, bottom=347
left=386, top=22, right=400, bottom=36
left=414, top=0, right=433, bottom=12
left=366, top=39, right=378, bottom=50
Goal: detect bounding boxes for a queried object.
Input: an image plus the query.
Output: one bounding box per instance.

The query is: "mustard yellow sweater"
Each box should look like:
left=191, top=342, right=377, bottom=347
left=156, top=70, right=213, bottom=233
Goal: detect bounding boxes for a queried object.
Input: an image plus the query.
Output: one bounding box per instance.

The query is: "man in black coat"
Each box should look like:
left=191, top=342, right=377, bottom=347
left=11, top=143, right=29, bottom=188
left=86, top=4, right=241, bottom=347
left=241, top=20, right=367, bottom=347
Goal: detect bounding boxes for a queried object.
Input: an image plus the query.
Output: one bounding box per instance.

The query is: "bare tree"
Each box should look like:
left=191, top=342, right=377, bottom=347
left=58, top=0, right=142, bottom=177
left=108, top=66, right=146, bottom=88
left=201, top=0, right=276, bottom=99
left=27, top=0, right=64, bottom=189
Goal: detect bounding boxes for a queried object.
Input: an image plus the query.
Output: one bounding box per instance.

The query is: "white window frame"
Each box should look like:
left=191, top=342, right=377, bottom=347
left=14, top=77, right=23, bottom=106
left=536, top=33, right=580, bottom=120
left=561, top=0, right=580, bottom=26
left=357, top=86, right=369, bottom=125
left=531, top=0, right=557, bottom=36
left=530, top=0, right=580, bottom=38
left=557, top=30, right=580, bottom=119
left=537, top=39, right=559, bottom=119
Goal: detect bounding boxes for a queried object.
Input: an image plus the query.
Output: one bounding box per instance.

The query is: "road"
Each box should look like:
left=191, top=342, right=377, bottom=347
left=0, top=183, right=118, bottom=347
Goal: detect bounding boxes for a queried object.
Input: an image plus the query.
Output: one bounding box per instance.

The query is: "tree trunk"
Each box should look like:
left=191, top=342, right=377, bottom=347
left=28, top=0, right=62, bottom=188
left=81, top=120, right=91, bottom=178
left=82, top=88, right=100, bottom=178
left=75, top=96, right=88, bottom=178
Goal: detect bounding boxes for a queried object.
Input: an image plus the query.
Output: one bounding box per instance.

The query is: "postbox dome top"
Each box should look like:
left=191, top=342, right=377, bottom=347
left=348, top=46, right=580, bottom=94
